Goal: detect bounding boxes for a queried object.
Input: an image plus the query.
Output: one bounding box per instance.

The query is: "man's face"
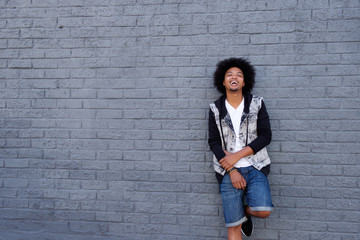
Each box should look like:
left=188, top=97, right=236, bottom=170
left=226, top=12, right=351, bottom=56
left=223, top=67, right=244, bottom=93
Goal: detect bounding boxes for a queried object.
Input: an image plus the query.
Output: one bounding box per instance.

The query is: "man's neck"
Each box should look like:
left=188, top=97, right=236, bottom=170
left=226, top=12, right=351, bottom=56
left=226, top=91, right=243, bottom=109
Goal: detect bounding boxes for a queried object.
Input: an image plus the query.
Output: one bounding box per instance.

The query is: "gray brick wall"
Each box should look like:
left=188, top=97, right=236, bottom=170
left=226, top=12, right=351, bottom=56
left=0, top=0, right=359, bottom=239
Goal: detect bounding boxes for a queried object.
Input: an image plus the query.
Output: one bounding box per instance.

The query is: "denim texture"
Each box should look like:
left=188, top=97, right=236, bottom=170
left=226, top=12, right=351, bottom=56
left=220, top=166, right=273, bottom=227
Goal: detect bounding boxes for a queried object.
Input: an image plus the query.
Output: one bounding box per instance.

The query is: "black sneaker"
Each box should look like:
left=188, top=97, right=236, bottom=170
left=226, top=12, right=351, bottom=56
left=241, top=216, right=253, bottom=237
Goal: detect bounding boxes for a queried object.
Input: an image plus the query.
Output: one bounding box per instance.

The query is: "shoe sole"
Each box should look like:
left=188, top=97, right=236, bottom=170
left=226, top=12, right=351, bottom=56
left=241, top=224, right=254, bottom=237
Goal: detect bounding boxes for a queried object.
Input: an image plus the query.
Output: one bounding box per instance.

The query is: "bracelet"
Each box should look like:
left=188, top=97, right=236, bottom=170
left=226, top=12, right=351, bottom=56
left=229, top=168, right=237, bottom=175
left=227, top=167, right=235, bottom=173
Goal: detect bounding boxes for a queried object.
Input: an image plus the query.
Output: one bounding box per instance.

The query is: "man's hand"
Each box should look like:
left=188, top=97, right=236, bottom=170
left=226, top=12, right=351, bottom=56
left=219, top=150, right=239, bottom=171
left=229, top=170, right=246, bottom=190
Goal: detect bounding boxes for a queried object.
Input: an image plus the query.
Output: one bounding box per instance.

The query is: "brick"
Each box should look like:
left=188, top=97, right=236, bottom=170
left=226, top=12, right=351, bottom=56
left=326, top=176, right=358, bottom=188
left=96, top=171, right=122, bottom=181
left=150, top=214, right=177, bottom=224
left=5, top=159, right=29, bottom=168
left=55, top=210, right=95, bottom=221
left=69, top=221, right=108, bottom=234
left=327, top=87, right=358, bottom=98
left=70, top=190, right=96, bottom=201
left=18, top=188, right=44, bottom=199
left=4, top=178, right=28, bottom=188
left=135, top=182, right=190, bottom=193
left=97, top=190, right=123, bottom=201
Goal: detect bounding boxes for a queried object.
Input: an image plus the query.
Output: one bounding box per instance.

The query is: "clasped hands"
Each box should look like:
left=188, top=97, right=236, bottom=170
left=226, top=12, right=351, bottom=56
left=219, top=150, right=247, bottom=190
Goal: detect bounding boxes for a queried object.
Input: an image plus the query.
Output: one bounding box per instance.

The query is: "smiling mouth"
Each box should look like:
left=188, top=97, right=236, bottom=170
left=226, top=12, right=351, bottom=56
left=230, top=81, right=238, bottom=85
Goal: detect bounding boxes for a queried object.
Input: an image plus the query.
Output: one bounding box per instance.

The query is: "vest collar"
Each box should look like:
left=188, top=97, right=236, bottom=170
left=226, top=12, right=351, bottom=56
left=217, top=93, right=253, bottom=120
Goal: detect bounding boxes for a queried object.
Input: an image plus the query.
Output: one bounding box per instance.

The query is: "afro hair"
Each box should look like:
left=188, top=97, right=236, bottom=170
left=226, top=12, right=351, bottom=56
left=213, top=58, right=256, bottom=95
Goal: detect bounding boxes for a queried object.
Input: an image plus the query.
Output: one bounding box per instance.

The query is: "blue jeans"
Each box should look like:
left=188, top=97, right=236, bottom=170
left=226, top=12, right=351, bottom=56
left=219, top=166, right=273, bottom=227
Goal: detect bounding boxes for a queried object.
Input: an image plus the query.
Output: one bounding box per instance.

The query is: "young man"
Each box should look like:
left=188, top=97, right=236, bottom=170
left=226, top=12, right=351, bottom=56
left=208, top=58, right=273, bottom=239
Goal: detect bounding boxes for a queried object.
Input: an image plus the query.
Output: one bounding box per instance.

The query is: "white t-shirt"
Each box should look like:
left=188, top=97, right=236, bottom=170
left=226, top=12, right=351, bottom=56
left=225, top=99, right=251, bottom=168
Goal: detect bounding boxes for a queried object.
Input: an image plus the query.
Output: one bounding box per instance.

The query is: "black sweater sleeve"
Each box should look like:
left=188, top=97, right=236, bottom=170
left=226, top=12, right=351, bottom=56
left=247, top=100, right=272, bottom=154
left=208, top=109, right=226, bottom=161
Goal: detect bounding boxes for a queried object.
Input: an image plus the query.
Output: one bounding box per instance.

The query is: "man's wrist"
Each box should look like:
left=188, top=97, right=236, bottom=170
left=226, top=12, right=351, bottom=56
left=227, top=166, right=235, bottom=172
left=229, top=170, right=237, bottom=175
left=228, top=167, right=237, bottom=175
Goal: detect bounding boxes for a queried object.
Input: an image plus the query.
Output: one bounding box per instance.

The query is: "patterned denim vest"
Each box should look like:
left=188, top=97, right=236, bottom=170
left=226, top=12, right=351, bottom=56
left=209, top=95, right=271, bottom=176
